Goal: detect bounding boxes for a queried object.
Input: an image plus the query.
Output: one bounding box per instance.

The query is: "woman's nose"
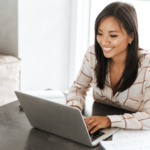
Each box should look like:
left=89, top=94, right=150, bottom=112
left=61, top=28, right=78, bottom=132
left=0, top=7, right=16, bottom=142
left=101, top=36, right=110, bottom=45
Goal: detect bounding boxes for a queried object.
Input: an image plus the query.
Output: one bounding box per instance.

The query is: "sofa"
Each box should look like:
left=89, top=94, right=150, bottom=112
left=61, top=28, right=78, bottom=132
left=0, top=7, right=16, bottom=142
left=0, top=53, right=21, bottom=106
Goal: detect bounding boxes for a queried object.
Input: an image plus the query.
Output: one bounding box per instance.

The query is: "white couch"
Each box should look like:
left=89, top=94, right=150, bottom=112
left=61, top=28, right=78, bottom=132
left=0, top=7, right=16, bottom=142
left=0, top=53, right=21, bottom=106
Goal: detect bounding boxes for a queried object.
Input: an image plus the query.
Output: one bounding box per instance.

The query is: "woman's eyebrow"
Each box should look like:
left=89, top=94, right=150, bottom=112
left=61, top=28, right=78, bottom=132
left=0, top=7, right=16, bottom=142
left=98, top=29, right=119, bottom=33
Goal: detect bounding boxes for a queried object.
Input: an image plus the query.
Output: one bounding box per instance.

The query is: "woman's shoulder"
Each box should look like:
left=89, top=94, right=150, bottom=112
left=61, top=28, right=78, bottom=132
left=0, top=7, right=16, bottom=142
left=139, top=49, right=150, bottom=59
left=87, top=45, right=95, bottom=53
left=86, top=45, right=96, bottom=59
left=139, top=49, right=150, bottom=69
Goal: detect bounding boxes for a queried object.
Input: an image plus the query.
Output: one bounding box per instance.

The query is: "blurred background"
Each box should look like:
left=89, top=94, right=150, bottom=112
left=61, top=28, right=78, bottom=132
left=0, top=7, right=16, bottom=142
left=0, top=0, right=150, bottom=92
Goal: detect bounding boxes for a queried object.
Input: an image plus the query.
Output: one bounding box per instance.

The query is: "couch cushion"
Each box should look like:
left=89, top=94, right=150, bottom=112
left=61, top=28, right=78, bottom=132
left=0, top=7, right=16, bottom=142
left=0, top=53, right=21, bottom=106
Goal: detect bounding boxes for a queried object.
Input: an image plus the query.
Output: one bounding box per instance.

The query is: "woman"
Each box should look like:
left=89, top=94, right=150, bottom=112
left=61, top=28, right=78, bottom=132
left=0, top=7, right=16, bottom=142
left=66, top=2, right=150, bottom=134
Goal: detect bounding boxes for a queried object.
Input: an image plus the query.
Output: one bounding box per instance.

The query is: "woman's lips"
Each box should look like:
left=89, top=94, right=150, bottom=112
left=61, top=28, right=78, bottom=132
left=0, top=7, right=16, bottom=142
left=103, top=47, right=114, bottom=53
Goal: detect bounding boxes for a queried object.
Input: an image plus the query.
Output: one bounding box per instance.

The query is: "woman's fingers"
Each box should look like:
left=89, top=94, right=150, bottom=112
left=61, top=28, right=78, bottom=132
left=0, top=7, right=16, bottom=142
left=90, top=125, right=101, bottom=134
left=87, top=122, right=97, bottom=132
left=84, top=117, right=94, bottom=127
left=85, top=118, right=101, bottom=133
left=84, top=116, right=111, bottom=134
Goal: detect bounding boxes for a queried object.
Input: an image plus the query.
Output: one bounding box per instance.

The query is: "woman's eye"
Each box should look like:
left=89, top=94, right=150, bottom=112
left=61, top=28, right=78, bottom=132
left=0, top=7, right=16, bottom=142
left=97, top=33, right=102, bottom=35
left=110, top=35, right=118, bottom=37
left=97, top=33, right=118, bottom=38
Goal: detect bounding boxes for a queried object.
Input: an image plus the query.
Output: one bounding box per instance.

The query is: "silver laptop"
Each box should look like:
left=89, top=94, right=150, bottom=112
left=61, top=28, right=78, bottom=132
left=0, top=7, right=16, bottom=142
left=15, top=91, right=119, bottom=147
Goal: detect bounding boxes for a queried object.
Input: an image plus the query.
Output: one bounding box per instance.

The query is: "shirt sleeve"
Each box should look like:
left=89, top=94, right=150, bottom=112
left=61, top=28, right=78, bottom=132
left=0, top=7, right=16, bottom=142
left=66, top=46, right=93, bottom=111
left=107, top=69, right=150, bottom=130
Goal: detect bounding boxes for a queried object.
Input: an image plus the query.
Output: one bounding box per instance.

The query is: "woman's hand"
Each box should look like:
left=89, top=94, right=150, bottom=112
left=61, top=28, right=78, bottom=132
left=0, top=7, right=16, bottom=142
left=84, top=116, right=111, bottom=134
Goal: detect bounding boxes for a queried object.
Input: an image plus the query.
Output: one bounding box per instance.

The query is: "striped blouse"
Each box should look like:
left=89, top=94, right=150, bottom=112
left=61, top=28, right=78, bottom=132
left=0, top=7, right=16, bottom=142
left=66, top=45, right=150, bottom=130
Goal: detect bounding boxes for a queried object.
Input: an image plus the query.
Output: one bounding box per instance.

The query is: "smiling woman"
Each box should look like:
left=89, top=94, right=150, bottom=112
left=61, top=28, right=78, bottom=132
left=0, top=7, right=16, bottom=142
left=97, top=17, right=133, bottom=59
left=66, top=2, right=150, bottom=134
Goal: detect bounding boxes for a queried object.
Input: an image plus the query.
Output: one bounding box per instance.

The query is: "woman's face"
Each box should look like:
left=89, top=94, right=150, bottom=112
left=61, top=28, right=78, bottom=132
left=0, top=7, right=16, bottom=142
left=97, top=16, right=133, bottom=60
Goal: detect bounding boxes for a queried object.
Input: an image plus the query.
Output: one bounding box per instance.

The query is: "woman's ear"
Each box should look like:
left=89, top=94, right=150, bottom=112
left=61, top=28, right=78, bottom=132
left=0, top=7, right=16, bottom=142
left=129, top=32, right=134, bottom=43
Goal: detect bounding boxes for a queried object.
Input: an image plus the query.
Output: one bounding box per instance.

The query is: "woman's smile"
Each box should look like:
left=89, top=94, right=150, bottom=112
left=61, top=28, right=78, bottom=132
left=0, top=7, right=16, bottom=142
left=102, top=47, right=114, bottom=53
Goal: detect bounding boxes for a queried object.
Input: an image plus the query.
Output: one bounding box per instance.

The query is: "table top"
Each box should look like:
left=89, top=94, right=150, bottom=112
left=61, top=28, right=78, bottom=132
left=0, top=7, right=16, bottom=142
left=0, top=97, right=131, bottom=150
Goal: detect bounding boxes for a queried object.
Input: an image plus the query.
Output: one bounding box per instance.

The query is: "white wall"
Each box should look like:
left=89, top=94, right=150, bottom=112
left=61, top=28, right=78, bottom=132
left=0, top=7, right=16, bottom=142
left=0, top=0, right=18, bottom=57
left=19, top=0, right=70, bottom=91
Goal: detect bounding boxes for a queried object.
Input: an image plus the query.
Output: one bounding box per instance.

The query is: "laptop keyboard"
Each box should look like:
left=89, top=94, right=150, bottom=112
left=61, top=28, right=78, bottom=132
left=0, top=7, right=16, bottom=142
left=89, top=129, right=105, bottom=141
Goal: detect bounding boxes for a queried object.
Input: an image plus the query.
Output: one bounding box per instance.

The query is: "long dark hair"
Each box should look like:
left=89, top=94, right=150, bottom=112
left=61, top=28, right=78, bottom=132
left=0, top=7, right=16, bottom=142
left=94, top=1, right=143, bottom=92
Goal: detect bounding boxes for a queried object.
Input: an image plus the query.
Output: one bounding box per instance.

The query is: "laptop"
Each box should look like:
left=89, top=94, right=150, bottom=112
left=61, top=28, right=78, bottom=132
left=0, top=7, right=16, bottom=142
left=15, top=91, right=120, bottom=147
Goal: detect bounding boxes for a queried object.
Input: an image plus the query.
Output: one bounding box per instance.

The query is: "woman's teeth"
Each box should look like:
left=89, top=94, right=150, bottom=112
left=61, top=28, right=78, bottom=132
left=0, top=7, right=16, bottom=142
left=104, top=47, right=113, bottom=51
left=103, top=47, right=114, bottom=53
